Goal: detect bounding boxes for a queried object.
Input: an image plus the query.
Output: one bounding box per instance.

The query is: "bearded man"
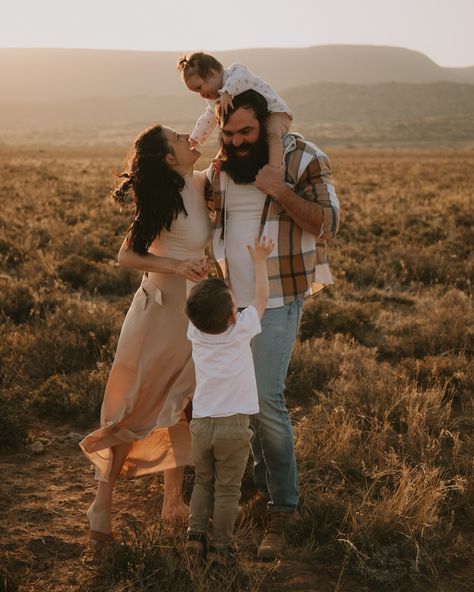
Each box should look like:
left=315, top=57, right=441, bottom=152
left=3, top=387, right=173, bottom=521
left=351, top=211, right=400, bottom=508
left=206, top=90, right=340, bottom=559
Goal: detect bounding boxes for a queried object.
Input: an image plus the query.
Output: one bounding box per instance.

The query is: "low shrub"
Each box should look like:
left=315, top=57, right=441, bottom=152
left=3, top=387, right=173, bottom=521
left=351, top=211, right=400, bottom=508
left=299, top=296, right=382, bottom=347
left=0, top=237, right=26, bottom=270
left=380, top=288, right=474, bottom=360
left=286, top=334, right=353, bottom=403
left=57, top=254, right=137, bottom=295
left=0, top=389, right=28, bottom=449
left=0, top=299, right=120, bottom=388
left=29, top=367, right=107, bottom=424
left=0, top=277, right=36, bottom=323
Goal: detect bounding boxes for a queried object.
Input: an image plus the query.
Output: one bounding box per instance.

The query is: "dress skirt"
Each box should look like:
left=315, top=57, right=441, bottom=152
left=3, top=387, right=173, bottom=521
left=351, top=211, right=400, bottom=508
left=80, top=273, right=195, bottom=482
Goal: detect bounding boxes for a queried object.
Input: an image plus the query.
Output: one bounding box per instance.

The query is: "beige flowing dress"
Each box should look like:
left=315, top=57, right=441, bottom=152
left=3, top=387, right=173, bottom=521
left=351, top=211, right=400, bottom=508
left=80, top=171, right=211, bottom=481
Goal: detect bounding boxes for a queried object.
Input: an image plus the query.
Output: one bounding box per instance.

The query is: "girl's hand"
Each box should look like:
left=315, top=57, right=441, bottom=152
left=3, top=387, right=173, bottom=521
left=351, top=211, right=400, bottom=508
left=212, top=158, right=223, bottom=172
left=247, top=236, right=275, bottom=262
left=177, top=257, right=208, bottom=282
left=218, top=92, right=234, bottom=116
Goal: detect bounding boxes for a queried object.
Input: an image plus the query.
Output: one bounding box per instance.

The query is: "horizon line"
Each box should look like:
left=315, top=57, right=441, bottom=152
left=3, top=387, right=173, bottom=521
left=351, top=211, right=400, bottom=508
left=0, top=44, right=472, bottom=69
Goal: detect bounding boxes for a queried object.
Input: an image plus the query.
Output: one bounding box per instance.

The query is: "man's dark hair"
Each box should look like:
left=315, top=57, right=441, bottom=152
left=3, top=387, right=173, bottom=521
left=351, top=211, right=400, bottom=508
left=220, top=90, right=270, bottom=126
left=185, top=278, right=234, bottom=334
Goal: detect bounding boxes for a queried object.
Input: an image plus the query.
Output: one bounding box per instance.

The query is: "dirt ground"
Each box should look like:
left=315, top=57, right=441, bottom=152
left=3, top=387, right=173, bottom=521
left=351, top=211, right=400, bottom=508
left=0, top=425, right=344, bottom=592
left=1, top=424, right=472, bottom=592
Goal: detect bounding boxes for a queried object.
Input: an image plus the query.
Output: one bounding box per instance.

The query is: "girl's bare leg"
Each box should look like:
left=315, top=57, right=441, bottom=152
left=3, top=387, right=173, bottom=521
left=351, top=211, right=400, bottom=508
left=266, top=112, right=292, bottom=172
left=86, top=441, right=132, bottom=535
left=162, top=466, right=189, bottom=521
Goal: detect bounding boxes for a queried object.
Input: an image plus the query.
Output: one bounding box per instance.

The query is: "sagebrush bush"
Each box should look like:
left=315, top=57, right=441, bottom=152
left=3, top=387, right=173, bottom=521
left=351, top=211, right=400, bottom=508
left=400, top=352, right=473, bottom=399
left=0, top=277, right=36, bottom=323
left=299, top=295, right=382, bottom=346
left=29, top=367, right=107, bottom=424
left=58, top=253, right=137, bottom=295
left=380, top=288, right=474, bottom=360
left=0, top=389, right=28, bottom=449
left=286, top=335, right=352, bottom=403
left=0, top=236, right=26, bottom=270
left=0, top=299, right=120, bottom=388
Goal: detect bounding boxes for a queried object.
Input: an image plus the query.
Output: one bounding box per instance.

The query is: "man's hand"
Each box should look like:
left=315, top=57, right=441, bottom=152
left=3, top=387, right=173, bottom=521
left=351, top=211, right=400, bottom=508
left=255, top=165, right=287, bottom=200
left=217, top=91, right=234, bottom=116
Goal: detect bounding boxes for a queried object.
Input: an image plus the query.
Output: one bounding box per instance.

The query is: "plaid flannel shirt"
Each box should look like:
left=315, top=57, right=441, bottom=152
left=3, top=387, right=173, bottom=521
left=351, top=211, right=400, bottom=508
left=205, top=133, right=340, bottom=307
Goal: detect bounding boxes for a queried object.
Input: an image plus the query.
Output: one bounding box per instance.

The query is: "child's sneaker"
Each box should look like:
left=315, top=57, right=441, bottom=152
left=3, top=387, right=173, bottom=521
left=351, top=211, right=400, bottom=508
left=207, top=544, right=237, bottom=567
left=185, top=531, right=208, bottom=562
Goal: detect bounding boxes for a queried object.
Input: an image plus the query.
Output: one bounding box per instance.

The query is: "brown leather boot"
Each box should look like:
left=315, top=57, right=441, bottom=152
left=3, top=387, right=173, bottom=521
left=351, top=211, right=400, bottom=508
left=257, top=511, right=289, bottom=560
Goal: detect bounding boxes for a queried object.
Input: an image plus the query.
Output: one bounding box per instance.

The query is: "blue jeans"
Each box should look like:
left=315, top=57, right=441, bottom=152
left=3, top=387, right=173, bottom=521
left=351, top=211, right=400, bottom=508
left=251, top=299, right=303, bottom=513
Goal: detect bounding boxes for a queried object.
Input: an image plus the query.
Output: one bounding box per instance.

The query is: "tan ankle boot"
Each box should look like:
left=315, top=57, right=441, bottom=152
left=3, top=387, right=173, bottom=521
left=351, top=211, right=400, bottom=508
left=257, top=511, right=289, bottom=560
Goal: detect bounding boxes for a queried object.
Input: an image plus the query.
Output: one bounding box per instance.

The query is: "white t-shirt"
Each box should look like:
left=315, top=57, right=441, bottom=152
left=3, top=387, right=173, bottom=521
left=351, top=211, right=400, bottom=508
left=187, top=305, right=261, bottom=418
left=225, top=180, right=267, bottom=308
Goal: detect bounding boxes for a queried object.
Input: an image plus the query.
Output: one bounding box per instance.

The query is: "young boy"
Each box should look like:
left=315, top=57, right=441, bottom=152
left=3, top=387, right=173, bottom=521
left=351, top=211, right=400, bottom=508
left=177, top=52, right=292, bottom=172
left=184, top=236, right=274, bottom=564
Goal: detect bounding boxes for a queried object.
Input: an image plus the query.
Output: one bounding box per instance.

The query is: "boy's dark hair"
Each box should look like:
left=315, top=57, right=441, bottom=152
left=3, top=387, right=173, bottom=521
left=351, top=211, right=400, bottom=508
left=185, top=278, right=234, bottom=334
left=177, top=52, right=224, bottom=80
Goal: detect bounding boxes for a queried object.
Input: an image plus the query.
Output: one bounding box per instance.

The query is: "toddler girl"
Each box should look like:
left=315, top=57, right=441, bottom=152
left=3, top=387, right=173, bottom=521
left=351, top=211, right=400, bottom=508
left=177, top=52, right=292, bottom=171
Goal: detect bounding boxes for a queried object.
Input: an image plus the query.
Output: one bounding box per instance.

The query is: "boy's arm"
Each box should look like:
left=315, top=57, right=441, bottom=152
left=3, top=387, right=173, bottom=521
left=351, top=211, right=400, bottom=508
left=252, top=258, right=270, bottom=319
left=247, top=237, right=274, bottom=319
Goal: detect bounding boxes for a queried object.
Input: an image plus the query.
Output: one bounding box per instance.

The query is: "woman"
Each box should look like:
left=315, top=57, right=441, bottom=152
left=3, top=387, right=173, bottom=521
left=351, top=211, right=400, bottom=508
left=80, top=125, right=211, bottom=544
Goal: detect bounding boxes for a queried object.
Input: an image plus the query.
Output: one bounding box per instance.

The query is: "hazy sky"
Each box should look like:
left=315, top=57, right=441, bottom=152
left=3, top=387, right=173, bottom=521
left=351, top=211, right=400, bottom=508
left=3, top=0, right=473, bottom=67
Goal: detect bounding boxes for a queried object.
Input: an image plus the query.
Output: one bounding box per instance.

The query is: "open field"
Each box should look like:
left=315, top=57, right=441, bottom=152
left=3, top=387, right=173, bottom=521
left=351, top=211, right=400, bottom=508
left=0, top=143, right=473, bottom=591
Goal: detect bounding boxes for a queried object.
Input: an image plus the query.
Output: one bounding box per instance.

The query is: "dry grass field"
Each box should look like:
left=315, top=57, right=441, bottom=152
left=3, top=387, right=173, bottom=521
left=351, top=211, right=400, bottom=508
left=0, top=142, right=473, bottom=592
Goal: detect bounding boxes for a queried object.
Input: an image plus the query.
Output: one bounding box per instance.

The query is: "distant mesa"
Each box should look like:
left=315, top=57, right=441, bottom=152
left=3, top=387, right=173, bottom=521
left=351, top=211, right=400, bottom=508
left=1, top=45, right=473, bottom=147
left=0, top=45, right=471, bottom=102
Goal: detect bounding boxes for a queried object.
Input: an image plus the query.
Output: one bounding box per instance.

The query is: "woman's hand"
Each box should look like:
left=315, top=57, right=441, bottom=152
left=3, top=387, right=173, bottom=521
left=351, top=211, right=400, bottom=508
left=176, top=257, right=208, bottom=282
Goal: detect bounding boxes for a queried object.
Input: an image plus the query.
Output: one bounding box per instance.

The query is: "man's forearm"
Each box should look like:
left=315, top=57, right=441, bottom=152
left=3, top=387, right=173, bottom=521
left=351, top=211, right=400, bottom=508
left=255, top=164, right=325, bottom=235
left=274, top=185, right=324, bottom=235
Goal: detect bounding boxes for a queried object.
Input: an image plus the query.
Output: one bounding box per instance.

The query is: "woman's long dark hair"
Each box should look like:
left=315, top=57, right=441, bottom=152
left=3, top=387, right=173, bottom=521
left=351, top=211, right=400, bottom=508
left=111, top=125, right=187, bottom=254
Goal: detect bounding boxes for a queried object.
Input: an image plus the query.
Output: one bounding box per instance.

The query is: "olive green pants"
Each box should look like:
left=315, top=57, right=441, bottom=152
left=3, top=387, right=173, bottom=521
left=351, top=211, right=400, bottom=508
left=188, top=414, right=253, bottom=547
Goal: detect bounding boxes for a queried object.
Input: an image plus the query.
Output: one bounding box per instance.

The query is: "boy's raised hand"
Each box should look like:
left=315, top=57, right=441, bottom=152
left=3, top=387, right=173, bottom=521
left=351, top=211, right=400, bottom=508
left=247, top=236, right=275, bottom=262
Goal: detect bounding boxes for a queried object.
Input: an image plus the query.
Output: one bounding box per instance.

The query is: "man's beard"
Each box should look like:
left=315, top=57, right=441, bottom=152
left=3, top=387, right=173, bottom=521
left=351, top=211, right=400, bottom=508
left=220, top=128, right=269, bottom=184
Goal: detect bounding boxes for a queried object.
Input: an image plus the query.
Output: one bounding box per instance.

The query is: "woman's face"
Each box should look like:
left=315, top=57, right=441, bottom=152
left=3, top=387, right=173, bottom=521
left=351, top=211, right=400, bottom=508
left=163, top=127, right=200, bottom=167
